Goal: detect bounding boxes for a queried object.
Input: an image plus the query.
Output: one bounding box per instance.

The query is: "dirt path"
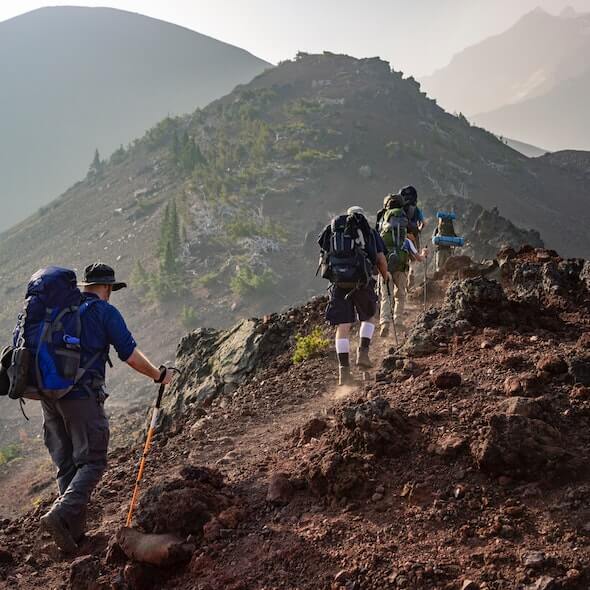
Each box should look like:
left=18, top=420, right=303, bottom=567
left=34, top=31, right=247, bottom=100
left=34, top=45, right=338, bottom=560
left=192, top=301, right=421, bottom=481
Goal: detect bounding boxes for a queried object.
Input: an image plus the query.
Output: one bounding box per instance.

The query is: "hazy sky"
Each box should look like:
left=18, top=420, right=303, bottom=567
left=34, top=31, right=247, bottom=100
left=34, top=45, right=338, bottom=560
left=2, top=0, right=589, bottom=76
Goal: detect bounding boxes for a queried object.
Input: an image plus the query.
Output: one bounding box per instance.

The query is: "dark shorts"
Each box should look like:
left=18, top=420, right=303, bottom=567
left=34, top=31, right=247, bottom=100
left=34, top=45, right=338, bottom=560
left=325, top=281, right=378, bottom=325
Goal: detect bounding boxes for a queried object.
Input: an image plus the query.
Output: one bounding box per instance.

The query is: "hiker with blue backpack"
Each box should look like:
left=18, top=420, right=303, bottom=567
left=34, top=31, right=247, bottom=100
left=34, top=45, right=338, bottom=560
left=432, top=212, right=464, bottom=272
left=377, top=194, right=428, bottom=337
left=318, top=206, right=388, bottom=385
left=2, top=263, right=173, bottom=553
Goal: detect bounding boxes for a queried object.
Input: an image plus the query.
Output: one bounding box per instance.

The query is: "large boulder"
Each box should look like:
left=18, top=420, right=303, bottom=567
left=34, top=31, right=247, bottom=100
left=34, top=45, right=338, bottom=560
left=510, top=256, right=587, bottom=307
left=163, top=315, right=293, bottom=421
left=403, top=277, right=508, bottom=356
left=471, top=414, right=572, bottom=479
left=135, top=466, right=230, bottom=537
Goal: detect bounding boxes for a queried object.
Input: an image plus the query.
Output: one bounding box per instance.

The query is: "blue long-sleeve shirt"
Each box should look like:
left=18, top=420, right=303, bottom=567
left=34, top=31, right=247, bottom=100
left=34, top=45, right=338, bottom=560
left=65, top=293, right=137, bottom=399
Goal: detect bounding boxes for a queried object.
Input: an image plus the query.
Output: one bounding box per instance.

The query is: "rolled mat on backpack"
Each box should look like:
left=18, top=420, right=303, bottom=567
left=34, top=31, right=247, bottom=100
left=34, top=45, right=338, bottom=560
left=436, top=211, right=457, bottom=220
left=432, top=235, right=465, bottom=247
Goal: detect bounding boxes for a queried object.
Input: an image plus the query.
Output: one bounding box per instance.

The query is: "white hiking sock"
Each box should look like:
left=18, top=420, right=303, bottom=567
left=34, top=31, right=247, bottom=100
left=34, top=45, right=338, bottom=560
left=335, top=338, right=350, bottom=354
left=335, top=338, right=350, bottom=367
left=359, top=322, right=375, bottom=341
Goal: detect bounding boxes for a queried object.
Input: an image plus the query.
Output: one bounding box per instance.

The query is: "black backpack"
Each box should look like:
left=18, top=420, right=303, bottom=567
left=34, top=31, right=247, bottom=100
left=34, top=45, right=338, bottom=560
left=321, top=213, right=373, bottom=287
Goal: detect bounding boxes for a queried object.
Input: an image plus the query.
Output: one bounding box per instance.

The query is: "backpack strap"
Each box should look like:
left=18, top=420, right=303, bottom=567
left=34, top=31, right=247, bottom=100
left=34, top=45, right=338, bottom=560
left=34, top=308, right=54, bottom=390
left=76, top=298, right=110, bottom=389
left=45, top=305, right=82, bottom=351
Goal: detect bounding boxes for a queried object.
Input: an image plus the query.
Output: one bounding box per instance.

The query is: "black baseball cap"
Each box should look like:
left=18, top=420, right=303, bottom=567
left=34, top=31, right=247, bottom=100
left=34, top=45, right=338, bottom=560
left=79, top=263, right=127, bottom=291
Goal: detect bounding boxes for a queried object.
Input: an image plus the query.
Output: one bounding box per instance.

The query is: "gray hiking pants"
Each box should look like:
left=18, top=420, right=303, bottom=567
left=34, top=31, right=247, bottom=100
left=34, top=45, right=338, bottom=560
left=41, top=395, right=109, bottom=530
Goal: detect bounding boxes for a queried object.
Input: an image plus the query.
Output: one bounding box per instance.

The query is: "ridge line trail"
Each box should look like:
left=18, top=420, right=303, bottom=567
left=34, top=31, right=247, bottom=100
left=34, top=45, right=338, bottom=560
left=193, top=301, right=423, bottom=484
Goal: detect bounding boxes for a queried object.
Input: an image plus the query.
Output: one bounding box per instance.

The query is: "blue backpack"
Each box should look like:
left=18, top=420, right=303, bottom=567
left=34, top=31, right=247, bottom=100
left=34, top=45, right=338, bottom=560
left=9, top=267, right=100, bottom=401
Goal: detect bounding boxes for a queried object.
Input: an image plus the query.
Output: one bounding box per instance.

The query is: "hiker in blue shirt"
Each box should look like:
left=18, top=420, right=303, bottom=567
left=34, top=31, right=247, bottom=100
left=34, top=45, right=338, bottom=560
left=39, top=263, right=174, bottom=553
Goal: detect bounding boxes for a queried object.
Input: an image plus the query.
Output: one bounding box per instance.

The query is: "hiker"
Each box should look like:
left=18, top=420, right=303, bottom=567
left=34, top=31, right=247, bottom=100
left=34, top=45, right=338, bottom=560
left=400, top=185, right=425, bottom=288
left=318, top=206, right=388, bottom=385
left=432, top=212, right=458, bottom=272
left=375, top=194, right=394, bottom=231
left=37, top=263, right=174, bottom=553
left=378, top=193, right=428, bottom=335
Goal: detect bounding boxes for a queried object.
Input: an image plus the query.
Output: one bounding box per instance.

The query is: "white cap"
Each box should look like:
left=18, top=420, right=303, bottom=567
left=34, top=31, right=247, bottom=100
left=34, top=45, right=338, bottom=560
left=347, top=206, right=365, bottom=216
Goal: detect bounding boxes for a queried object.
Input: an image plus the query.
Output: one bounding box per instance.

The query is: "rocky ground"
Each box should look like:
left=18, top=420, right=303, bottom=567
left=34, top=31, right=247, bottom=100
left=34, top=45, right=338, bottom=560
left=1, top=247, right=589, bottom=590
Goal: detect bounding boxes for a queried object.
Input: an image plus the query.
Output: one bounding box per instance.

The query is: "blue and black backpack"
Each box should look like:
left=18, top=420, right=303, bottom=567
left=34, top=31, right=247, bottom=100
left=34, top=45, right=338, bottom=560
left=320, top=213, right=373, bottom=288
left=8, top=267, right=100, bottom=401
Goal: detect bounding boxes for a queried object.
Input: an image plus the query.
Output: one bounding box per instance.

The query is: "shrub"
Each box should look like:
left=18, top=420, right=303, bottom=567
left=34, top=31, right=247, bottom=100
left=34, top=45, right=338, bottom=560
left=0, top=444, right=20, bottom=465
left=294, top=148, right=340, bottom=163
left=196, top=271, right=221, bottom=288
left=110, top=144, right=127, bottom=165
left=225, top=218, right=288, bottom=242
left=292, top=327, right=330, bottom=364
left=180, top=305, right=199, bottom=330
left=230, top=266, right=276, bottom=297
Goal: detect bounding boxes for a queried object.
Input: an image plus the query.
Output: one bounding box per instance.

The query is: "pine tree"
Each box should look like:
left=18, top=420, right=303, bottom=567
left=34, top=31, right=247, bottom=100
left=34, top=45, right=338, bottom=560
left=88, top=148, right=103, bottom=177
left=172, top=131, right=180, bottom=163
left=169, top=199, right=181, bottom=257
left=131, top=260, right=149, bottom=289
left=157, top=203, right=171, bottom=257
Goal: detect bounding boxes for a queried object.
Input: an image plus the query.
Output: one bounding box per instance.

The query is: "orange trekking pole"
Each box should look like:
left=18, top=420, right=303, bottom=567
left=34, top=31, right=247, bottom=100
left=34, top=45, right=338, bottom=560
left=126, top=368, right=178, bottom=527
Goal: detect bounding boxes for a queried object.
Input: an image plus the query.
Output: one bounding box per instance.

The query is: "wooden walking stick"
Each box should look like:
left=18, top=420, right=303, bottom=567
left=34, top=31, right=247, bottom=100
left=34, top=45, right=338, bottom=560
left=126, top=368, right=179, bottom=527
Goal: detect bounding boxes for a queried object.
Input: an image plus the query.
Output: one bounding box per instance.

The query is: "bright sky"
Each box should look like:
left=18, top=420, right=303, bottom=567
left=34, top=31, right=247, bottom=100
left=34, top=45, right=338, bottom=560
left=2, top=0, right=589, bottom=76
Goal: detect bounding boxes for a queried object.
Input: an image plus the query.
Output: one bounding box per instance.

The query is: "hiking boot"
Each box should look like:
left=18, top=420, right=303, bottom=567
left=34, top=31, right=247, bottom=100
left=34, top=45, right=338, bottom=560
left=356, top=348, right=373, bottom=369
left=40, top=510, right=78, bottom=554
left=338, top=366, right=353, bottom=386
left=69, top=507, right=87, bottom=544
left=379, top=324, right=389, bottom=338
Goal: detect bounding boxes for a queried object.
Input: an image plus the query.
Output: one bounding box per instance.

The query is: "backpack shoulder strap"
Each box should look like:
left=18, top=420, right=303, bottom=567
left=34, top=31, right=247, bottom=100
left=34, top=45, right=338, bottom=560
left=80, top=298, right=101, bottom=315
left=74, top=299, right=109, bottom=386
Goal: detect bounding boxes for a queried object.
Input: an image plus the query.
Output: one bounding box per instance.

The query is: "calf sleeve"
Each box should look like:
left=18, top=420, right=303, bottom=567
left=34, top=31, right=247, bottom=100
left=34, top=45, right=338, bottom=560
left=359, top=322, right=375, bottom=349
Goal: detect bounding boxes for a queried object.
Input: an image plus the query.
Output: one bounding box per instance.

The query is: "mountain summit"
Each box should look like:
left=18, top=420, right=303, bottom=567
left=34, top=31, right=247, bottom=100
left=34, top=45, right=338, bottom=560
left=0, top=6, right=269, bottom=231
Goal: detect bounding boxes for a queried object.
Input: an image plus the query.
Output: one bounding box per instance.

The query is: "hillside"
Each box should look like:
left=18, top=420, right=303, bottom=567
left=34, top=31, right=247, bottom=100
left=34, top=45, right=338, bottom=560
left=0, top=6, right=269, bottom=231
left=1, top=246, right=589, bottom=589
left=1, top=52, right=588, bottom=352
left=421, top=8, right=590, bottom=151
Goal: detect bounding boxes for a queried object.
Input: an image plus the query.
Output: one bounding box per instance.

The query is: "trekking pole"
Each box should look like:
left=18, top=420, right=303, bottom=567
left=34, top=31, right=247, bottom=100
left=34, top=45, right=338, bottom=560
left=125, top=368, right=179, bottom=528
left=386, top=279, right=399, bottom=348
left=423, top=253, right=428, bottom=313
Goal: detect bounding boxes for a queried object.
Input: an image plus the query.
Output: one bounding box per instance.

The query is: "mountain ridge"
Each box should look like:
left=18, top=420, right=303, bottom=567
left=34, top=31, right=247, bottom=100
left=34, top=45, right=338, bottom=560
left=0, top=52, right=588, bottom=375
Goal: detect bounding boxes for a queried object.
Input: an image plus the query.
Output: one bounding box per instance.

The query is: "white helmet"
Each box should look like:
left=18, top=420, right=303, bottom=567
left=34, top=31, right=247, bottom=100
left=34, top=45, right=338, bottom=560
left=347, top=206, right=365, bottom=216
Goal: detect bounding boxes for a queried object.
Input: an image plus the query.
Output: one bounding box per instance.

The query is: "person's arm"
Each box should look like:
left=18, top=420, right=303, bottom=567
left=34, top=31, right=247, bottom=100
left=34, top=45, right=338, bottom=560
left=405, top=238, right=427, bottom=262
left=417, top=208, right=426, bottom=231
left=376, top=252, right=388, bottom=280
left=126, top=349, right=172, bottom=384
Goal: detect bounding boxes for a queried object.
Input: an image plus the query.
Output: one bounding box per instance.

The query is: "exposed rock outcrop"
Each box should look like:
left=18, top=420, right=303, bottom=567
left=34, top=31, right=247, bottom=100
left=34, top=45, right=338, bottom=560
left=163, top=316, right=294, bottom=422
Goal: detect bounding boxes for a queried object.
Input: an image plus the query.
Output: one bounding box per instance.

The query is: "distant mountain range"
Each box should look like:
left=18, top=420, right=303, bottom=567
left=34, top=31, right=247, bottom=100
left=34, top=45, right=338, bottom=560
left=421, top=7, right=590, bottom=151
left=0, top=6, right=270, bottom=231
left=505, top=138, right=548, bottom=158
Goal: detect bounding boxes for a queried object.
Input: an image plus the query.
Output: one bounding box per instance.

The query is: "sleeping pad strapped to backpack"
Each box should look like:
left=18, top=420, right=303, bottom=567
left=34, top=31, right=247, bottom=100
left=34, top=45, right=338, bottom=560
left=380, top=208, right=409, bottom=273
left=8, top=267, right=100, bottom=401
left=321, top=213, right=373, bottom=288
